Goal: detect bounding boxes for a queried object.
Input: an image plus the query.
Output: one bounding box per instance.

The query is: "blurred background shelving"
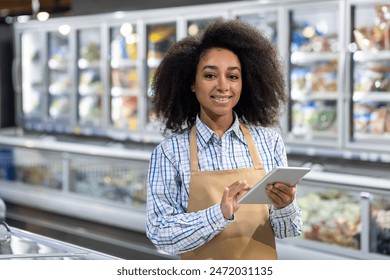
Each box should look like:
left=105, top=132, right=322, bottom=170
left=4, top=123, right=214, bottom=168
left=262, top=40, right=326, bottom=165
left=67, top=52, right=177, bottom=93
left=0, top=0, right=390, bottom=260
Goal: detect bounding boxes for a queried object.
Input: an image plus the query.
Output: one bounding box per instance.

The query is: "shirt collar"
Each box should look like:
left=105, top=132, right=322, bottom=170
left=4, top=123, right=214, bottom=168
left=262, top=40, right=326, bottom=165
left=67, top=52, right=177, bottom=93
left=194, top=112, right=246, bottom=150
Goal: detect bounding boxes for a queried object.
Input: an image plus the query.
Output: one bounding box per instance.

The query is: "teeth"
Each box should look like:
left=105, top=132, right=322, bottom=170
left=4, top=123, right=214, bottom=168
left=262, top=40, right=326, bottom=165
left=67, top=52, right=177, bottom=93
left=213, top=96, right=230, bottom=101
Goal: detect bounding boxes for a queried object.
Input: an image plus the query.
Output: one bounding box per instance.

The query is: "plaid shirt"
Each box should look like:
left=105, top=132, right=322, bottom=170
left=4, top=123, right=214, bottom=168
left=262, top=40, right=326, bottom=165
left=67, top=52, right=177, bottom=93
left=146, top=114, right=302, bottom=255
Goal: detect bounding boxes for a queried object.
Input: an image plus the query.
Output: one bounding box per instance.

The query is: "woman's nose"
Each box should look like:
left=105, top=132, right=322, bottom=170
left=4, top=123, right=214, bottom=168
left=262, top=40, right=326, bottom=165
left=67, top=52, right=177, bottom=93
left=217, top=77, right=229, bottom=92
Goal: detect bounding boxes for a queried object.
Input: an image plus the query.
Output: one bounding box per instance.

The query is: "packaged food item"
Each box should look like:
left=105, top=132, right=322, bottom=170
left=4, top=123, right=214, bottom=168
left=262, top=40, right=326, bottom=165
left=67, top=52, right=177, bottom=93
left=111, top=68, right=139, bottom=90
left=385, top=107, right=390, bottom=132
left=291, top=67, right=310, bottom=94
left=353, top=102, right=390, bottom=135
left=370, top=107, right=387, bottom=134
left=353, top=103, right=373, bottom=133
left=291, top=20, right=338, bottom=53
left=49, top=96, right=70, bottom=119
left=49, top=76, right=71, bottom=95
left=78, top=70, right=103, bottom=95
left=354, top=4, right=390, bottom=51
left=311, top=104, right=337, bottom=131
left=80, top=42, right=100, bottom=61
left=78, top=96, right=102, bottom=126
left=353, top=29, right=375, bottom=51
left=111, top=96, right=138, bottom=130
left=311, top=61, right=338, bottom=92
left=374, top=4, right=390, bottom=50
left=354, top=63, right=390, bottom=92
left=292, top=101, right=337, bottom=135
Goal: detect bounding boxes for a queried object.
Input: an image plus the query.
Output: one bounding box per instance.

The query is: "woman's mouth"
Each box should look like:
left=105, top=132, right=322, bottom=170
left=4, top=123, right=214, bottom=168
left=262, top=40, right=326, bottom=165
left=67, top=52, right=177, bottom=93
left=211, top=95, right=232, bottom=102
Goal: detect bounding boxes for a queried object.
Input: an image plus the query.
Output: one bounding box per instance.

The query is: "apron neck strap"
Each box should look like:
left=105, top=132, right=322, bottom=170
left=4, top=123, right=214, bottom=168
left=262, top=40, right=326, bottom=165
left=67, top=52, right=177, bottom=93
left=190, top=123, right=263, bottom=171
left=190, top=125, right=199, bottom=171
left=239, top=123, right=262, bottom=169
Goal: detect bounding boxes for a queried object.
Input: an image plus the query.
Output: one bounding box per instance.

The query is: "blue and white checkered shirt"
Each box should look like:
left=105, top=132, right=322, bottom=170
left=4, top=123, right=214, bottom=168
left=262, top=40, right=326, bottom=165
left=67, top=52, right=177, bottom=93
left=146, top=115, right=302, bottom=255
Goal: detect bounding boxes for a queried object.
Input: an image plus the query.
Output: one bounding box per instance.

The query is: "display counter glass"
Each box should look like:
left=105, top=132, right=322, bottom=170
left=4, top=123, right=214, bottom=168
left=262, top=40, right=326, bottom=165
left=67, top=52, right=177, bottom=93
left=69, top=155, right=148, bottom=207
left=371, top=194, right=390, bottom=256
left=298, top=185, right=361, bottom=250
left=0, top=221, right=119, bottom=259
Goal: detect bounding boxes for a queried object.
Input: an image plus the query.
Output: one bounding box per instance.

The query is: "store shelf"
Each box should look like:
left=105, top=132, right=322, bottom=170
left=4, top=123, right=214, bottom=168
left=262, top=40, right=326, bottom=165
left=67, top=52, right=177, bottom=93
left=353, top=91, right=390, bottom=102
left=353, top=50, right=390, bottom=62
left=0, top=128, right=153, bottom=160
left=291, top=51, right=339, bottom=65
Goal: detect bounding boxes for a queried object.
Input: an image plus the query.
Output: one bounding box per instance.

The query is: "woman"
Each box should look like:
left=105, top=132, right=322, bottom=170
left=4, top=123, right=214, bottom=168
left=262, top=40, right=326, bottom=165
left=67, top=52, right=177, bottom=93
left=146, top=19, right=302, bottom=260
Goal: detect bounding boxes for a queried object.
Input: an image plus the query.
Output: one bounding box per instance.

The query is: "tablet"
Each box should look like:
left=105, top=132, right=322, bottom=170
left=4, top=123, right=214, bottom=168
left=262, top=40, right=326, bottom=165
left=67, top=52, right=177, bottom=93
left=238, top=166, right=311, bottom=204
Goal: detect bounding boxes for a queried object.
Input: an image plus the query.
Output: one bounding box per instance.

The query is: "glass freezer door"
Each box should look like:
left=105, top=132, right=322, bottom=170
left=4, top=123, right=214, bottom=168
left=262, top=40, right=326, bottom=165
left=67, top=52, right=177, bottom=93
left=350, top=2, right=390, bottom=143
left=186, top=18, right=220, bottom=36
left=47, top=27, right=72, bottom=127
left=287, top=5, right=340, bottom=144
left=110, top=23, right=140, bottom=131
left=21, top=31, right=46, bottom=125
left=236, top=11, right=278, bottom=46
left=145, top=22, right=176, bottom=131
left=76, top=28, right=103, bottom=130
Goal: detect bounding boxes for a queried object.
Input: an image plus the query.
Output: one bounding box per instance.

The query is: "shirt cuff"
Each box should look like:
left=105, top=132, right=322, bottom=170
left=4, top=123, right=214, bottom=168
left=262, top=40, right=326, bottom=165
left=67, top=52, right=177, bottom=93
left=202, top=203, right=233, bottom=232
left=273, top=198, right=299, bottom=217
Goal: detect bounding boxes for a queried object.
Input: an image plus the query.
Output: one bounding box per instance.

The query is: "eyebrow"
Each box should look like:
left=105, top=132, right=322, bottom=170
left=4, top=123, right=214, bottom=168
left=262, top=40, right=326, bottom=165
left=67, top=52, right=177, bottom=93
left=202, top=65, right=241, bottom=72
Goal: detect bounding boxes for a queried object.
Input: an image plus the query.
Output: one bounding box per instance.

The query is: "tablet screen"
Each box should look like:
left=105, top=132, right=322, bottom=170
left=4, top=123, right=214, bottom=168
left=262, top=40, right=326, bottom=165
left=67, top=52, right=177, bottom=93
left=238, top=166, right=311, bottom=204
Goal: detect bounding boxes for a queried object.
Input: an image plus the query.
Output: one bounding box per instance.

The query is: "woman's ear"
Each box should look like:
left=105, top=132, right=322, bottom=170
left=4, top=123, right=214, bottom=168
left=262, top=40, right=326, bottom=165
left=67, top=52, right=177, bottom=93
left=191, top=85, right=195, bottom=92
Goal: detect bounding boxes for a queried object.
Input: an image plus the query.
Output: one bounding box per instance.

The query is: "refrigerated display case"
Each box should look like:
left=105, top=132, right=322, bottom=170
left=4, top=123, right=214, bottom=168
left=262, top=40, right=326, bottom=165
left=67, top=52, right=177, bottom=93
left=12, top=1, right=284, bottom=143
left=0, top=136, right=150, bottom=231
left=347, top=1, right=390, bottom=152
left=280, top=0, right=390, bottom=164
left=10, top=0, right=390, bottom=157
left=0, top=221, right=119, bottom=259
left=0, top=129, right=176, bottom=259
left=284, top=1, right=343, bottom=147
left=276, top=168, right=390, bottom=259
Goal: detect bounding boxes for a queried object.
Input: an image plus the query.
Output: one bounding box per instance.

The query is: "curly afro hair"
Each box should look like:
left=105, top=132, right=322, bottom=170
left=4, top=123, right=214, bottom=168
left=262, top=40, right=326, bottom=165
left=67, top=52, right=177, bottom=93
left=151, top=18, right=288, bottom=133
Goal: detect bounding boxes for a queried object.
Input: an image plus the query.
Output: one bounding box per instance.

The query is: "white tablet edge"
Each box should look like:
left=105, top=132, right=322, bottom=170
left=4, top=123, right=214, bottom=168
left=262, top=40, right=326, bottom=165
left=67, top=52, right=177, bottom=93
left=238, top=166, right=311, bottom=204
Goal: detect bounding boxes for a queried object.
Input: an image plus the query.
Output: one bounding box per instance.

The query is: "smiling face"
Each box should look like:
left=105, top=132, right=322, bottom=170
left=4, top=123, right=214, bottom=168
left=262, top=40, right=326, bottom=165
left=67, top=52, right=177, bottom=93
left=192, top=48, right=242, bottom=129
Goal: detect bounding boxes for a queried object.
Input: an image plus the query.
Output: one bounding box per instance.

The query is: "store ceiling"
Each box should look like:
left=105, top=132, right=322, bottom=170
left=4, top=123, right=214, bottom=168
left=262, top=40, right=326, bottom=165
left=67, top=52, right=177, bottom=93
left=0, top=0, right=243, bottom=19
left=0, top=0, right=71, bottom=18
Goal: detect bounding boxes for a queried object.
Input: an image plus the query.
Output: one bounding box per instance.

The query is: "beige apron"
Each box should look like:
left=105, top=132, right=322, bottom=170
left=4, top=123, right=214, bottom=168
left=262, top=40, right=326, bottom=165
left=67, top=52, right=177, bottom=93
left=181, top=123, right=277, bottom=260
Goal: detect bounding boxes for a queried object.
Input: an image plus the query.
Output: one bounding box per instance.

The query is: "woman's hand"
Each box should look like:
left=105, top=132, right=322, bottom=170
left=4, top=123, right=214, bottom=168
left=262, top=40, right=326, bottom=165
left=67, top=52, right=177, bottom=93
left=265, top=182, right=296, bottom=209
left=220, top=180, right=250, bottom=220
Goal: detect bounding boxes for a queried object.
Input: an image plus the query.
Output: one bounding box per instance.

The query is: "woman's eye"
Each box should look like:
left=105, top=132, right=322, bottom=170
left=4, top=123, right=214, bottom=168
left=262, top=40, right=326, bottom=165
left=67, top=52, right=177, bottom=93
left=204, top=73, right=216, bottom=79
left=229, top=75, right=239, bottom=80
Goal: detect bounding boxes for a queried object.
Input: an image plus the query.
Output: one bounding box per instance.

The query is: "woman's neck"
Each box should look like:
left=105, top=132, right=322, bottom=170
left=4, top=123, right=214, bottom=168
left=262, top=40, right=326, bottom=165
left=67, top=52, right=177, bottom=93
left=200, top=113, right=234, bottom=138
